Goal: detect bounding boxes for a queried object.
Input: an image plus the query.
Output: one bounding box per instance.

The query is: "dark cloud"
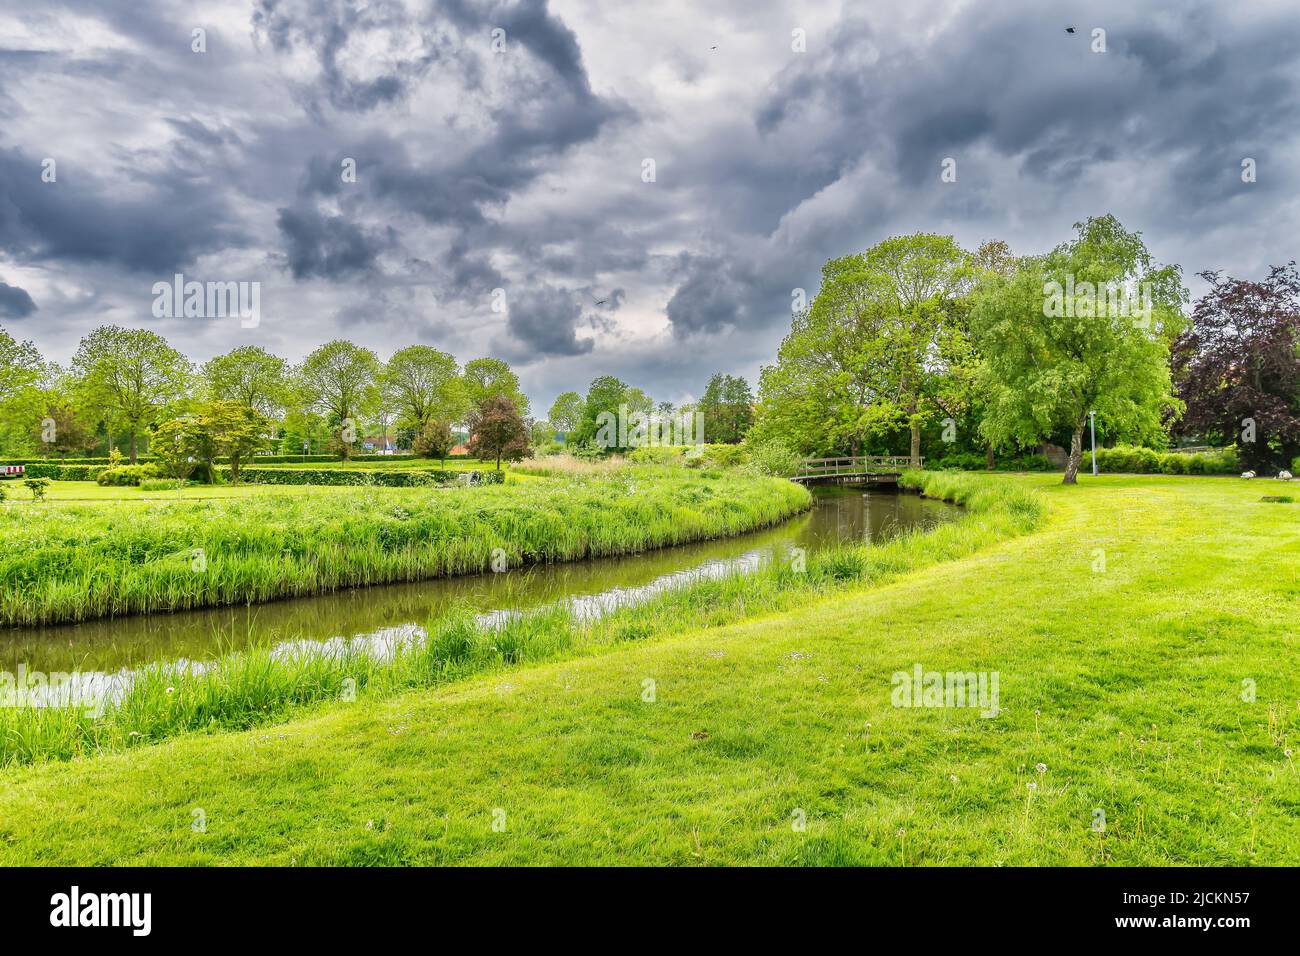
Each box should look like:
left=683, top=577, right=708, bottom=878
left=276, top=206, right=390, bottom=279
left=2, top=0, right=1299, bottom=417
left=0, top=281, right=36, bottom=318
left=498, top=284, right=594, bottom=358
left=0, top=148, right=242, bottom=274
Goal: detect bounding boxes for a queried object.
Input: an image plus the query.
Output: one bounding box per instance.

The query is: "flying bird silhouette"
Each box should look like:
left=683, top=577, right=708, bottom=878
left=1065, top=26, right=1076, bottom=34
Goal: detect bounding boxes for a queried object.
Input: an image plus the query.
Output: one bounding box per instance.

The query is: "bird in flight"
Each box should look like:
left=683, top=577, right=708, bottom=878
left=588, top=291, right=608, bottom=306
left=1065, top=26, right=1076, bottom=35
left=710, top=45, right=717, bottom=51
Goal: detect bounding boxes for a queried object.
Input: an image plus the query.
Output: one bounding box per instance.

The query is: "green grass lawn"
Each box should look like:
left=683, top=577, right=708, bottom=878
left=0, top=474, right=1297, bottom=865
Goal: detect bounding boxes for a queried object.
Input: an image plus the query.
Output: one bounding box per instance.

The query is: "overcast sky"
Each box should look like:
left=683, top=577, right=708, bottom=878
left=2, top=0, right=1298, bottom=412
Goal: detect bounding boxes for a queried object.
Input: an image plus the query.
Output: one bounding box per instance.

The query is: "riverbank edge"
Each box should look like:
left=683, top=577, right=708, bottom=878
left=0, top=468, right=811, bottom=629
left=1, top=471, right=1044, bottom=768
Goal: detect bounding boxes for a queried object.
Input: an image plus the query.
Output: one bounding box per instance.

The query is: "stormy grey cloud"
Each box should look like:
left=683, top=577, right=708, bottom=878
left=0, top=281, right=36, bottom=319
left=1, top=0, right=1299, bottom=413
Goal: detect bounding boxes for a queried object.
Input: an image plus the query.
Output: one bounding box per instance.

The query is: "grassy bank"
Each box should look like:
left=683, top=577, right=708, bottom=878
left=0, top=470, right=1034, bottom=766
left=0, top=467, right=809, bottom=627
left=0, top=473, right=1296, bottom=865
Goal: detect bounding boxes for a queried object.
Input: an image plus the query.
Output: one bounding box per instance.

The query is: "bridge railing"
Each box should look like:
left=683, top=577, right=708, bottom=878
left=794, top=455, right=920, bottom=478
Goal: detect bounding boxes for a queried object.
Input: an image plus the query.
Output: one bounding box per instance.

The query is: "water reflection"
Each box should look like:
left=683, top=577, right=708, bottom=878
left=1, top=486, right=954, bottom=673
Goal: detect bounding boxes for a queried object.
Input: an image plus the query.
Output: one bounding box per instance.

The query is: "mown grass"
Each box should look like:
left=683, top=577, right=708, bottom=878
left=3, top=473, right=1295, bottom=866
left=0, top=467, right=809, bottom=627
left=0, top=470, right=1032, bottom=766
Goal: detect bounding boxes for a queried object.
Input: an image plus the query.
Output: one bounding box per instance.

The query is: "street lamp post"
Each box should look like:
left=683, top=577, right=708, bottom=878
left=1089, top=410, right=1097, bottom=477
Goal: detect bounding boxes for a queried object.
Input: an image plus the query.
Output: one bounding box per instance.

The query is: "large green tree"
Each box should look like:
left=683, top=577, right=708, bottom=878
left=462, top=357, right=528, bottom=415
left=202, top=346, right=290, bottom=418
left=754, top=262, right=897, bottom=457
left=297, top=340, right=380, bottom=460
left=698, top=373, right=754, bottom=444
left=71, top=325, right=193, bottom=462
left=383, top=346, right=466, bottom=433
left=573, top=375, right=629, bottom=450
left=547, top=391, right=586, bottom=437
left=0, top=326, right=44, bottom=456
left=969, top=215, right=1186, bottom=484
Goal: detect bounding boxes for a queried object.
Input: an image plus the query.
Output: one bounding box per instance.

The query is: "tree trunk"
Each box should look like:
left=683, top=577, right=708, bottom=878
left=985, top=442, right=995, bottom=471
left=496, top=450, right=502, bottom=470
left=1063, top=424, right=1084, bottom=485
left=909, top=420, right=922, bottom=468
left=129, top=430, right=138, bottom=464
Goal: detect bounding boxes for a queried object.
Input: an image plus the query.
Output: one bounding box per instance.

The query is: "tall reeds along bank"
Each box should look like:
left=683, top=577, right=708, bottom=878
left=0, top=467, right=810, bottom=627
left=0, top=472, right=1043, bottom=767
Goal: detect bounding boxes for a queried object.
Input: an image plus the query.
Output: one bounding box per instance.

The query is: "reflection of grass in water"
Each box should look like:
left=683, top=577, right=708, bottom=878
left=0, top=471, right=1036, bottom=767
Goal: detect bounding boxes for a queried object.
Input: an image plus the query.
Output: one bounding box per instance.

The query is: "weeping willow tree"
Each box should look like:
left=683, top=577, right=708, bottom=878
left=969, top=215, right=1186, bottom=484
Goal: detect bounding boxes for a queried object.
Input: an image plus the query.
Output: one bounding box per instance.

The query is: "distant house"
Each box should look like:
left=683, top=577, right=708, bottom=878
left=362, top=435, right=397, bottom=454
left=449, top=444, right=470, bottom=456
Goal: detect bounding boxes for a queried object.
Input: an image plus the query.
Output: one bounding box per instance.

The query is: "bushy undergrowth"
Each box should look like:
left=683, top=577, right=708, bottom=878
left=1093, top=444, right=1238, bottom=475
left=930, top=451, right=1054, bottom=472
left=0, top=471, right=1041, bottom=767
left=0, top=468, right=809, bottom=627
left=97, top=464, right=162, bottom=486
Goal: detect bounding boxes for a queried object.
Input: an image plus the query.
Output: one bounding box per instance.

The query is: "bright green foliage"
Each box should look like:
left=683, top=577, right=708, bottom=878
left=572, top=375, right=629, bottom=449
left=756, top=234, right=971, bottom=460
left=462, top=357, right=528, bottom=415
left=383, top=347, right=466, bottom=433
left=698, top=373, right=753, bottom=443
left=297, top=340, right=381, bottom=460
left=970, top=215, right=1186, bottom=483
left=202, top=346, right=291, bottom=417
left=547, top=391, right=585, bottom=435
left=70, top=326, right=193, bottom=462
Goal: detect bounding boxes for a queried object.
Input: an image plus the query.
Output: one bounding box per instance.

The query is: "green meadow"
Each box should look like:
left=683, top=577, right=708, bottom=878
left=1, top=471, right=1296, bottom=864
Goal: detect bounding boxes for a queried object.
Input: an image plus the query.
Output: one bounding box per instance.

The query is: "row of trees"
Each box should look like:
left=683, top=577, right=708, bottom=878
left=544, top=372, right=754, bottom=451
left=753, top=215, right=1300, bottom=481
left=0, top=329, right=533, bottom=465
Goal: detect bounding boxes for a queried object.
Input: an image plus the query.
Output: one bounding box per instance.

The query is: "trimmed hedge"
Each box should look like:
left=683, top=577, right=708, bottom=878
left=19, top=463, right=107, bottom=481
left=233, top=467, right=505, bottom=487
left=1093, top=444, right=1238, bottom=475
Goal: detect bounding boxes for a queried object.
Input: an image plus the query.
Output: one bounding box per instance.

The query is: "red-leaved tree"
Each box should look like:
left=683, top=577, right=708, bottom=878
left=1173, top=263, right=1300, bottom=470
left=466, top=395, right=533, bottom=470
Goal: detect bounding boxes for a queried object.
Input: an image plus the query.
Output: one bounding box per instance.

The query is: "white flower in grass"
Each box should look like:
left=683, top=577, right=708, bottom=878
left=1026, top=782, right=1037, bottom=791
left=1035, top=762, right=1047, bottom=774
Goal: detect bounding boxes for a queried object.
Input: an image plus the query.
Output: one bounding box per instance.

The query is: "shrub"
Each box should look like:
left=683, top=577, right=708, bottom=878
left=745, top=439, right=802, bottom=477
left=627, top=446, right=686, bottom=466
left=22, top=477, right=51, bottom=501
left=931, top=452, right=986, bottom=471
left=139, top=478, right=185, bottom=491
left=96, top=465, right=161, bottom=487
left=1093, top=444, right=1238, bottom=475
left=1004, top=454, right=1053, bottom=472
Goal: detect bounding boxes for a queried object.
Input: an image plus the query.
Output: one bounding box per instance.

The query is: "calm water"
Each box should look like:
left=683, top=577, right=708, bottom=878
left=2, top=486, right=955, bottom=674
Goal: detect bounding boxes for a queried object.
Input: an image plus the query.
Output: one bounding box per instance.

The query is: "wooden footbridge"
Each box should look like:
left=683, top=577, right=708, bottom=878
left=792, top=456, right=920, bottom=485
